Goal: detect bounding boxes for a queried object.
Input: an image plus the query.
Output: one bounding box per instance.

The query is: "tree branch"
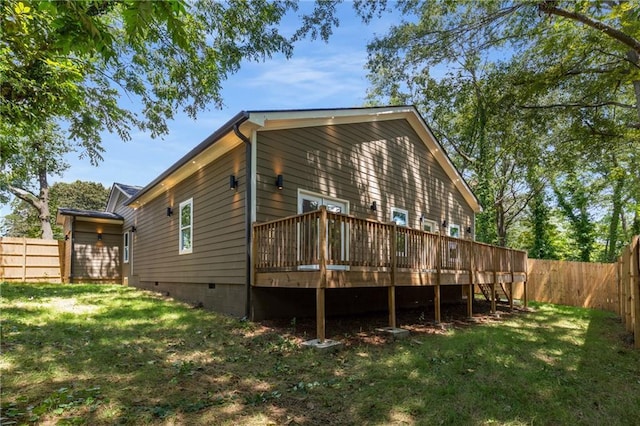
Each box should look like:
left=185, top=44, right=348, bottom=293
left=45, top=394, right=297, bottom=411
left=538, top=2, right=640, bottom=53
left=520, top=101, right=635, bottom=110
left=8, top=185, right=41, bottom=211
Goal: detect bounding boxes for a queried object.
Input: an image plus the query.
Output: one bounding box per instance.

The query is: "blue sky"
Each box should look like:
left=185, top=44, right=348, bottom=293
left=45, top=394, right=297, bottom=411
left=54, top=4, right=400, bottom=196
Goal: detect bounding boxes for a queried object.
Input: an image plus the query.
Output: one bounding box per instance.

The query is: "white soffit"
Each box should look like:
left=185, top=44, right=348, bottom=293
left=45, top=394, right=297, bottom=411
left=128, top=128, right=247, bottom=208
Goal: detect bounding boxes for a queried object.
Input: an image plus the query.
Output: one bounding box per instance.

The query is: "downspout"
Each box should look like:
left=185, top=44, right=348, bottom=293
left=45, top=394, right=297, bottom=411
left=233, top=122, right=253, bottom=319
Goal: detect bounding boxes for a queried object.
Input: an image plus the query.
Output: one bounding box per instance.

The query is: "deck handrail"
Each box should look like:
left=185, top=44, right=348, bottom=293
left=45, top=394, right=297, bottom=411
left=253, top=208, right=528, bottom=275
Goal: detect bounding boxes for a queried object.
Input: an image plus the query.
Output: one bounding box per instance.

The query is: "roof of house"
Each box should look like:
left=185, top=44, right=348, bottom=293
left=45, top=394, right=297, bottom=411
left=106, top=182, right=142, bottom=212
left=125, top=106, right=481, bottom=212
left=56, top=208, right=124, bottom=225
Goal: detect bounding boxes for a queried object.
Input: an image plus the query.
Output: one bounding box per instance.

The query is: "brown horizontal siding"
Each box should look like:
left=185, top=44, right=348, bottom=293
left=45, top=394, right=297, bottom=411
left=130, top=145, right=247, bottom=286
left=255, top=119, right=474, bottom=232
left=72, top=222, right=121, bottom=282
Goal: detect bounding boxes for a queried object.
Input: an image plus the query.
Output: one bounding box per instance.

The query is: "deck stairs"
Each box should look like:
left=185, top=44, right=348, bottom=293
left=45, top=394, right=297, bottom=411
left=477, top=283, right=512, bottom=305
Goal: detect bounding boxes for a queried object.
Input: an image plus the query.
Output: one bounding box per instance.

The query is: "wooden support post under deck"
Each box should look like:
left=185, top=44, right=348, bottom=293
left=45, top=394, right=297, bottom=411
left=435, top=231, right=442, bottom=323
left=389, top=223, right=397, bottom=329
left=508, top=282, right=514, bottom=311
left=317, top=206, right=328, bottom=343
left=491, top=246, right=497, bottom=314
left=468, top=244, right=475, bottom=319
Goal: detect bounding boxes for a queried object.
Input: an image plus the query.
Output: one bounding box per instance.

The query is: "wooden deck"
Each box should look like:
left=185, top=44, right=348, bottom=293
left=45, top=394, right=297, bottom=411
left=253, top=206, right=528, bottom=342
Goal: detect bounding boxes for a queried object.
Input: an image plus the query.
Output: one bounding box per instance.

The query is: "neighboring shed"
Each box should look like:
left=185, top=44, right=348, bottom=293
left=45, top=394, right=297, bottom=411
left=56, top=208, right=124, bottom=283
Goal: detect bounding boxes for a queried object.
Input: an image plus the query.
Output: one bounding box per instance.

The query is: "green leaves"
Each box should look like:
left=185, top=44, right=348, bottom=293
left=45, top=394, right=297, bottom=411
left=363, top=0, right=640, bottom=256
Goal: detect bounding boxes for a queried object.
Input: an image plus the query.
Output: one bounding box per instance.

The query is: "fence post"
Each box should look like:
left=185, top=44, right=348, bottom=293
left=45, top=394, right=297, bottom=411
left=316, top=206, right=328, bottom=343
left=632, top=236, right=640, bottom=349
left=22, top=238, right=27, bottom=281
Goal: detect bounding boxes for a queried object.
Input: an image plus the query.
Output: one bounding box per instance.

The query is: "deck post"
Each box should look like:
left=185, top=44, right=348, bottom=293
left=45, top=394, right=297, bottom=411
left=389, top=222, right=397, bottom=329
left=509, top=250, right=514, bottom=311
left=435, top=231, right=442, bottom=323
left=317, top=206, right=328, bottom=343
left=468, top=242, right=475, bottom=319
left=491, top=246, right=497, bottom=314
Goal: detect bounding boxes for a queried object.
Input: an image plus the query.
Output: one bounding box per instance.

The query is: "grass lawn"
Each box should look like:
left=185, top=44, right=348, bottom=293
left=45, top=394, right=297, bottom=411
left=1, top=283, right=640, bottom=425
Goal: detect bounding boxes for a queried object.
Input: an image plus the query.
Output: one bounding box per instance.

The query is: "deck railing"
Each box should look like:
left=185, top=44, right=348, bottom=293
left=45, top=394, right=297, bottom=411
left=253, top=206, right=528, bottom=343
left=253, top=208, right=527, bottom=276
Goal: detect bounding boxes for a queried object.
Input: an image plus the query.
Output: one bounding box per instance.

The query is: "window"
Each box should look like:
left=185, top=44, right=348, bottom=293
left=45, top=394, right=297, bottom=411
left=448, top=223, right=460, bottom=267
left=179, top=198, right=193, bottom=254
left=391, top=207, right=408, bottom=255
left=422, top=218, right=437, bottom=233
left=123, top=232, right=130, bottom=263
left=297, top=190, right=350, bottom=269
left=391, top=207, right=408, bottom=227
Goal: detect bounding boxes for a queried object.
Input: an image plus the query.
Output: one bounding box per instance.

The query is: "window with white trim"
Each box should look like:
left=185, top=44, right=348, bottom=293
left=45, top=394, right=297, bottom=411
left=123, top=232, right=130, bottom=263
left=448, top=223, right=460, bottom=267
left=391, top=207, right=408, bottom=255
left=179, top=198, right=193, bottom=254
left=422, top=218, right=437, bottom=233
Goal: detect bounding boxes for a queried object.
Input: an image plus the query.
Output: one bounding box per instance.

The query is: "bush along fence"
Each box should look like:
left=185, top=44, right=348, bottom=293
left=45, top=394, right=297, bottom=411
left=618, top=235, right=640, bottom=349
left=0, top=237, right=64, bottom=282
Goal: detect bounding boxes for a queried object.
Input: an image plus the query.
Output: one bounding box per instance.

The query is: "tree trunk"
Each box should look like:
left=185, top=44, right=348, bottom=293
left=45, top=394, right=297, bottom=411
left=38, top=167, right=53, bottom=240
left=627, top=49, right=640, bottom=127
left=605, top=172, right=624, bottom=262
left=8, top=168, right=53, bottom=239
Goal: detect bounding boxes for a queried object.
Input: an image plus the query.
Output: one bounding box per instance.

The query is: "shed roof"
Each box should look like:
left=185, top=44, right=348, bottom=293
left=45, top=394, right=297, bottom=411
left=56, top=208, right=124, bottom=226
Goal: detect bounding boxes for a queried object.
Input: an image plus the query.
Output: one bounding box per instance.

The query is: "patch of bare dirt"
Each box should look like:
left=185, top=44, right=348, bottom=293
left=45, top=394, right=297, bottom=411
left=259, top=300, right=530, bottom=347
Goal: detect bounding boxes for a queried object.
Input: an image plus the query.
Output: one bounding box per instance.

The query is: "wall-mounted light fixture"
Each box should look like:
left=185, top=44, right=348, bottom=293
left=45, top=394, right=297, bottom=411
left=65, top=235, right=69, bottom=241
left=466, top=226, right=472, bottom=234
left=370, top=201, right=377, bottom=212
left=442, top=220, right=448, bottom=228
left=229, top=174, right=238, bottom=191
left=275, top=174, right=284, bottom=190
left=131, top=226, right=137, bottom=233
left=167, top=207, right=173, bottom=217
left=419, top=214, right=425, bottom=223
left=97, top=233, right=103, bottom=241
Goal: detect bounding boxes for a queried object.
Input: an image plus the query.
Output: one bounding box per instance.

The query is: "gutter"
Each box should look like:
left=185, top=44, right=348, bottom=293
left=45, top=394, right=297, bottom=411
left=233, top=123, right=253, bottom=319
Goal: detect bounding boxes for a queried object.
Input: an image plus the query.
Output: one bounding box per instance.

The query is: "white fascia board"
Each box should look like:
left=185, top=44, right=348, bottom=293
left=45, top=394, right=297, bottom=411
left=247, top=106, right=415, bottom=130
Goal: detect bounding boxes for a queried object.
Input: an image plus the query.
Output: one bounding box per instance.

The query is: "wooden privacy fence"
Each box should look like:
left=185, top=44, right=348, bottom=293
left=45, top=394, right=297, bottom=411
left=515, top=259, right=618, bottom=312
left=618, top=236, right=640, bottom=349
left=0, top=237, right=64, bottom=282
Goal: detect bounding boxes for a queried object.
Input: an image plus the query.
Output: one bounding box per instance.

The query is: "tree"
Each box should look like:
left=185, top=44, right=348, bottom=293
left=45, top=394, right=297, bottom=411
left=0, top=121, right=69, bottom=239
left=1, top=0, right=337, bottom=237
left=2, top=180, right=109, bottom=239
left=360, top=0, right=640, bottom=254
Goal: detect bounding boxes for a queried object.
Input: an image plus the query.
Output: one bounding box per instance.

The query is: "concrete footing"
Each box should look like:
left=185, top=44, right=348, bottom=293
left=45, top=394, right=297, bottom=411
left=376, top=327, right=410, bottom=340
left=302, top=339, right=343, bottom=352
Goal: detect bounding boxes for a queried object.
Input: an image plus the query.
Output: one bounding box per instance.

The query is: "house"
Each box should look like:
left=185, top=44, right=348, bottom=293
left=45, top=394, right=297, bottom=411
left=56, top=183, right=141, bottom=284
left=57, top=106, right=527, bottom=341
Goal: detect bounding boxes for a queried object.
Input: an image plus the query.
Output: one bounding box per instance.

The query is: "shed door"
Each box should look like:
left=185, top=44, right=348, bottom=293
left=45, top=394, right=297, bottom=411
left=297, top=191, right=349, bottom=269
